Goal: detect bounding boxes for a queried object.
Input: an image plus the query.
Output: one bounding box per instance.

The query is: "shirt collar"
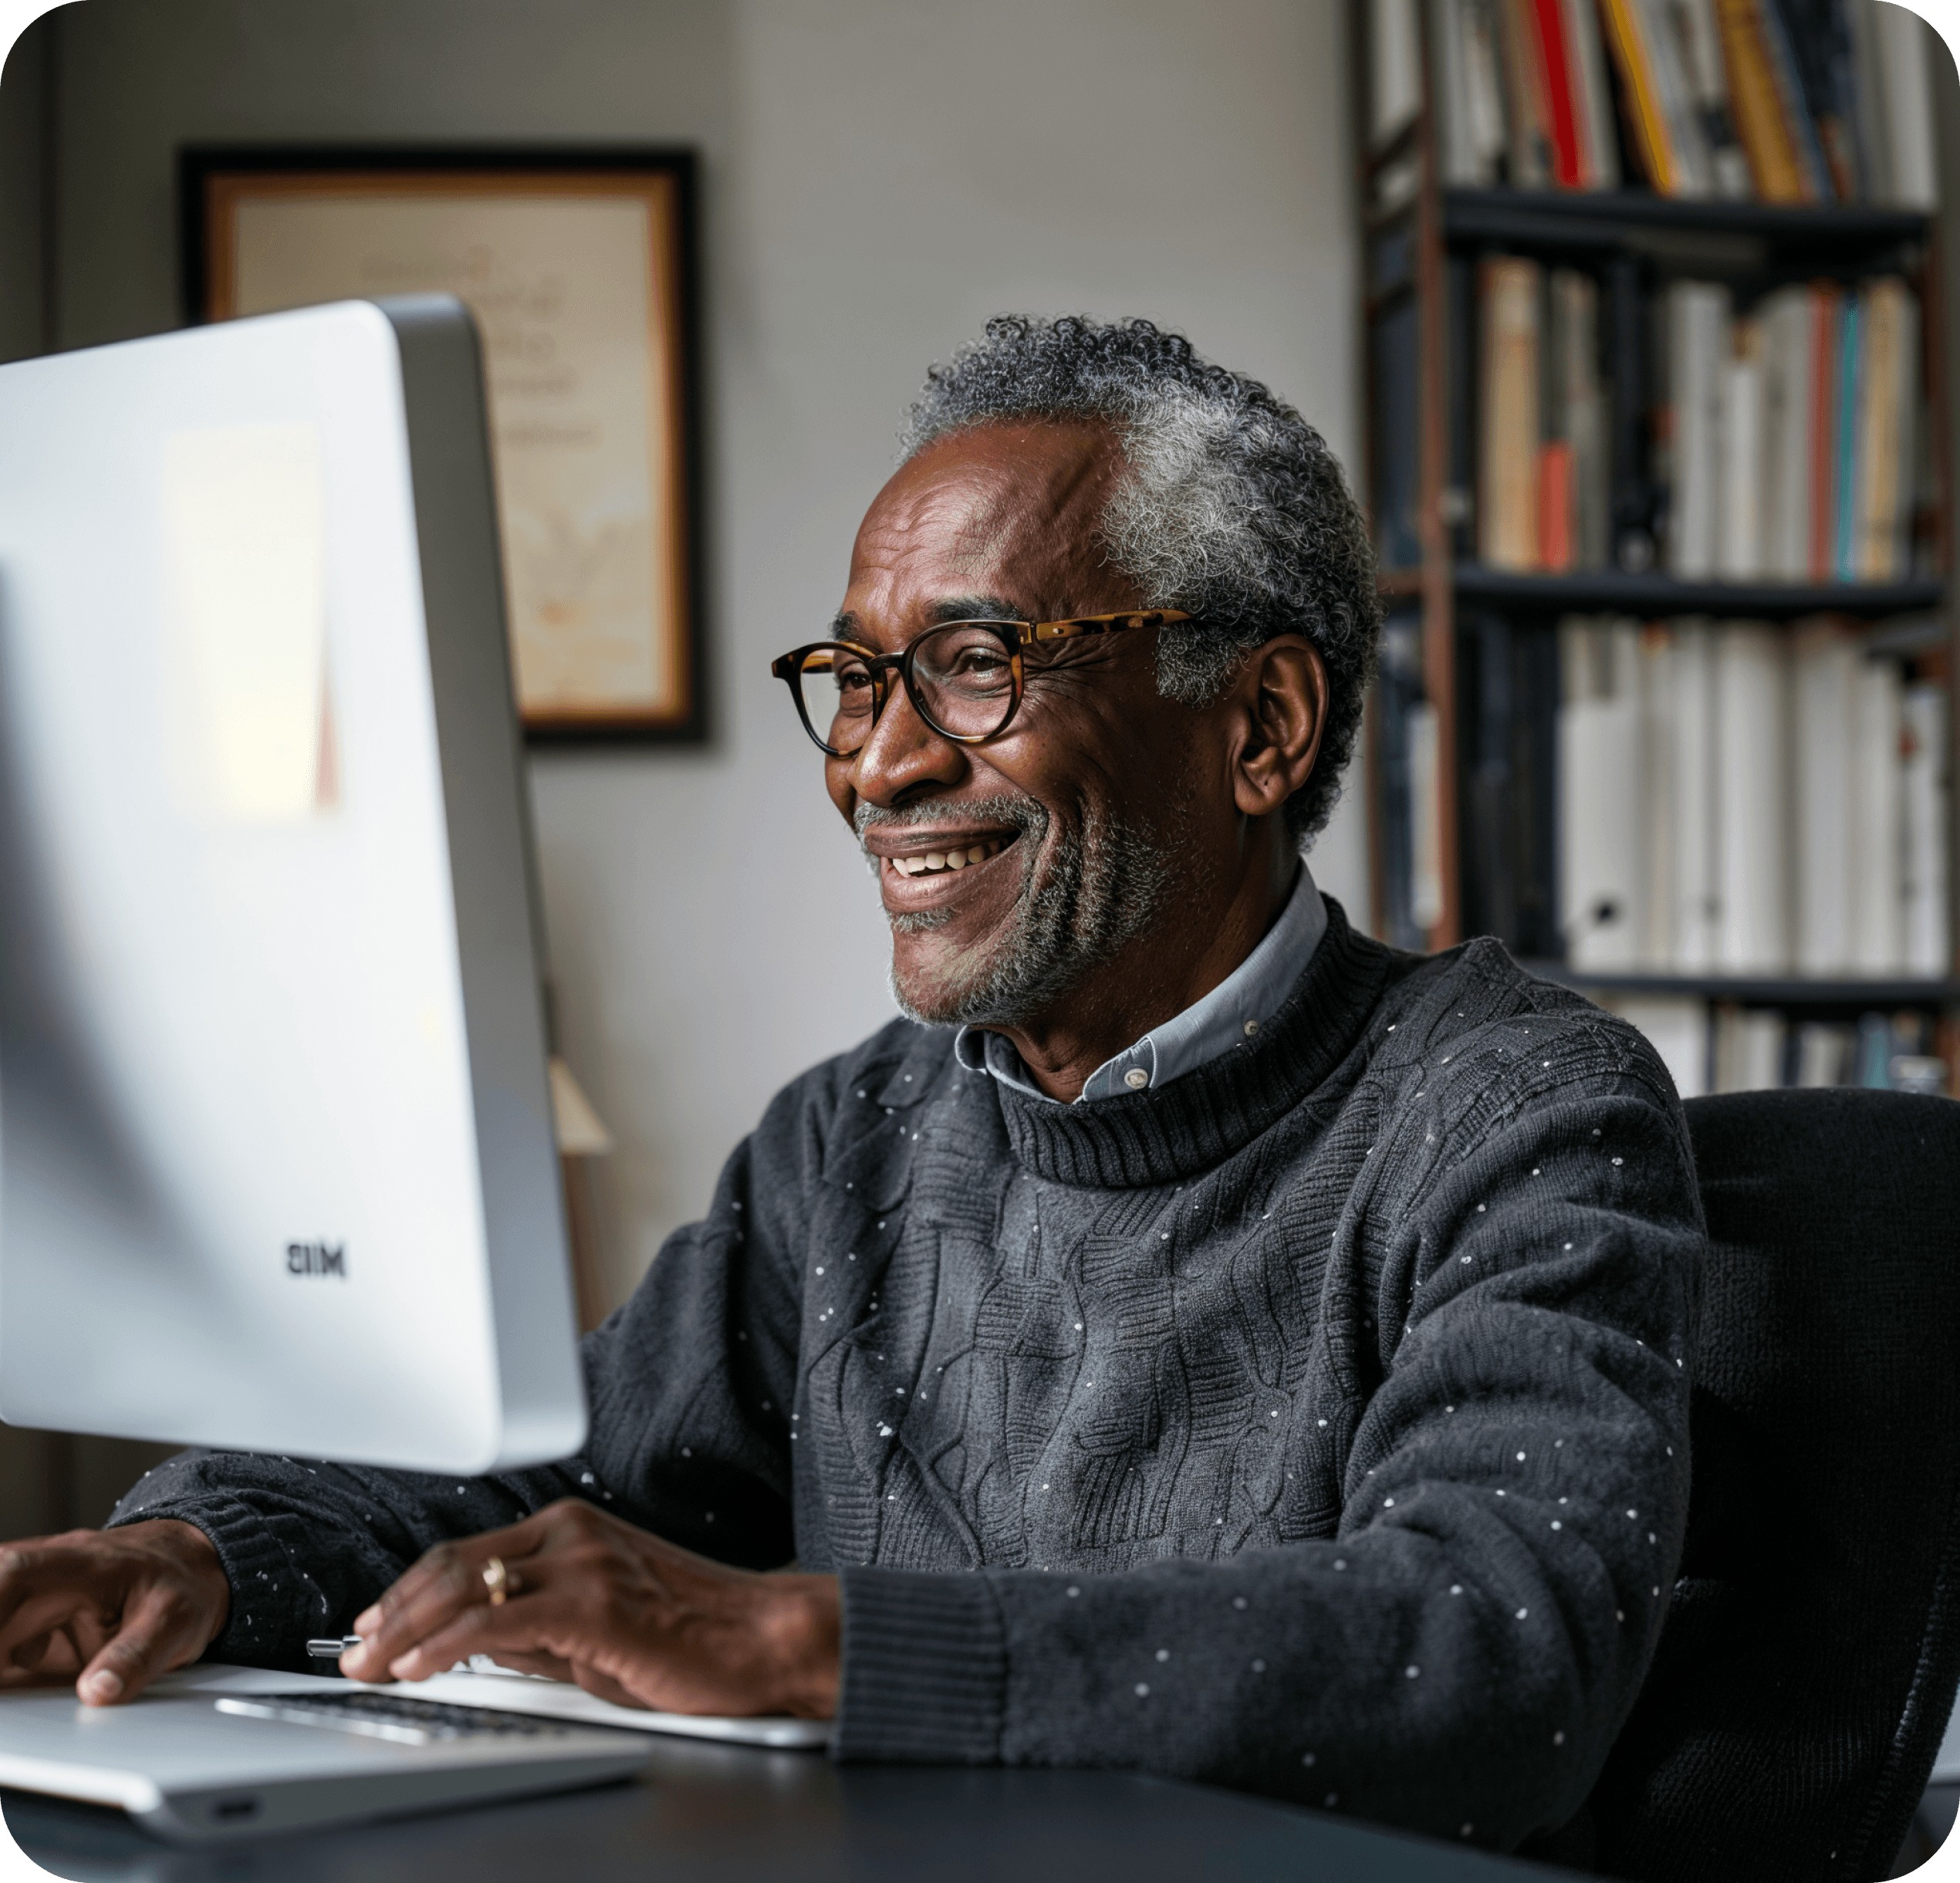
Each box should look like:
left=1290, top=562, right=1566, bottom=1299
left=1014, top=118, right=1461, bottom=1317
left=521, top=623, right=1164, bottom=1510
left=953, top=861, right=1327, bottom=1107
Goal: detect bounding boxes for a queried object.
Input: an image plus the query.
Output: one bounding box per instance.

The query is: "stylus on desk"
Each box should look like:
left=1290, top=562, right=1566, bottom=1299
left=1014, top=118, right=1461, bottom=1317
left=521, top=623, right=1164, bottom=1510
left=304, top=1638, right=549, bottom=1681
left=306, top=1637, right=361, bottom=1672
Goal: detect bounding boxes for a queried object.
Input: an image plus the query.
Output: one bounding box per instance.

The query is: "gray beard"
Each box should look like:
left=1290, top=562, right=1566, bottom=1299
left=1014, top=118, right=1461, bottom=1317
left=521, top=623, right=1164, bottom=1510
left=857, top=793, right=1176, bottom=1029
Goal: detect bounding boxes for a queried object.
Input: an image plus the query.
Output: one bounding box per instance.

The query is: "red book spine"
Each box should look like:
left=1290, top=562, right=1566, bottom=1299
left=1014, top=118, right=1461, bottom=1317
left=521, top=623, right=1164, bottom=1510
left=1539, top=441, right=1576, bottom=570
left=1532, top=0, right=1585, bottom=188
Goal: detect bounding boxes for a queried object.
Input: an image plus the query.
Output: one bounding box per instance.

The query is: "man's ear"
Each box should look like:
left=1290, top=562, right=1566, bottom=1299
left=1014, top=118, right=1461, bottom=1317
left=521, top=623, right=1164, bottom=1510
left=1229, top=638, right=1327, bottom=820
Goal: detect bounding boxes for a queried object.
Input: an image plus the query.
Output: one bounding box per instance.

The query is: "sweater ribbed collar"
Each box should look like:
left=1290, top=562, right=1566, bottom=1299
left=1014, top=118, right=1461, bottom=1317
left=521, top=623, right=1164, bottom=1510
left=988, top=898, right=1391, bottom=1188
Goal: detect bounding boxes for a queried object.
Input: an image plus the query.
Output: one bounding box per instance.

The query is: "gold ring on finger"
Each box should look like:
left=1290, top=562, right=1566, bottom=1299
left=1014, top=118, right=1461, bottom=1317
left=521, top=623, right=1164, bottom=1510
left=482, top=1556, right=511, bottom=1607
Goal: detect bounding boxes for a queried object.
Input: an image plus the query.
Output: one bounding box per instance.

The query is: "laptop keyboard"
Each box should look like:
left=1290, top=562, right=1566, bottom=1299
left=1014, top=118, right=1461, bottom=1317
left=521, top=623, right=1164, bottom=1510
left=214, top=1692, right=585, bottom=1747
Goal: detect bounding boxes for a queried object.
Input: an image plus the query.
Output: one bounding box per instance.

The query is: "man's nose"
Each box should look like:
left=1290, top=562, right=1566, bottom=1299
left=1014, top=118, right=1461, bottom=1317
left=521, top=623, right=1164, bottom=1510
left=848, top=680, right=966, bottom=806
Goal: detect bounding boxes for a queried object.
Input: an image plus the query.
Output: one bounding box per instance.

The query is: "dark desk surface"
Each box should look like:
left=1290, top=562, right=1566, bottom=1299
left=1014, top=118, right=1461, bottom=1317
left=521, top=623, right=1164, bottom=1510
left=7, top=1740, right=1566, bottom=1883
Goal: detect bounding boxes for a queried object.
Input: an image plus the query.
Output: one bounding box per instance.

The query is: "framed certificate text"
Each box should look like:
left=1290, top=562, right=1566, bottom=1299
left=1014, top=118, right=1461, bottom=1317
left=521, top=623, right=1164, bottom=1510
left=184, top=147, right=705, bottom=742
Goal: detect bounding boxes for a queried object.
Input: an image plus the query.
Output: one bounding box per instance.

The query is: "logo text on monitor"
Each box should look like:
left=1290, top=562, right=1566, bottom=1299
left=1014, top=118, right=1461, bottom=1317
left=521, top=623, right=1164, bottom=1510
left=286, top=1241, right=346, bottom=1278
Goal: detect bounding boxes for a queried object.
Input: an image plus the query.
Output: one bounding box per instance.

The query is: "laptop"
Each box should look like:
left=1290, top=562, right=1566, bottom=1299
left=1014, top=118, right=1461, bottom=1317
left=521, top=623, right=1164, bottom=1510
left=0, top=1663, right=831, bottom=1845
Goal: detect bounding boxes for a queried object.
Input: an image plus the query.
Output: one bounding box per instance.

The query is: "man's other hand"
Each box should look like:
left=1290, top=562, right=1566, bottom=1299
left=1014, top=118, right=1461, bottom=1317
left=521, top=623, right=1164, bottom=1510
left=340, top=1499, right=840, bottom=1719
left=0, top=1520, right=231, bottom=1706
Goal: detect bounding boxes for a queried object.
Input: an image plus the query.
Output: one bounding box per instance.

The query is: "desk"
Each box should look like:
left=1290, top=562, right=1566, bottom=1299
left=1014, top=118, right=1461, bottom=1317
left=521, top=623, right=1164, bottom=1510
left=7, top=1742, right=1566, bottom=1883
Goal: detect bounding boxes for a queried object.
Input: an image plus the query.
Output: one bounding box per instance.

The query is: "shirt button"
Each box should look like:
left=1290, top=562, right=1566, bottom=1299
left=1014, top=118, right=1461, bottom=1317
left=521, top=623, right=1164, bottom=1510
left=1243, top=1019, right=1260, bottom=1037
left=1124, top=1068, right=1151, bottom=1090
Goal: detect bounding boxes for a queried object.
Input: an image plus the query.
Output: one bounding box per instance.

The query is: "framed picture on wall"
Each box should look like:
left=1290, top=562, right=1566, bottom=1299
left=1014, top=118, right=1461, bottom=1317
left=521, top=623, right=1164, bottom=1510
left=181, top=147, right=705, bottom=743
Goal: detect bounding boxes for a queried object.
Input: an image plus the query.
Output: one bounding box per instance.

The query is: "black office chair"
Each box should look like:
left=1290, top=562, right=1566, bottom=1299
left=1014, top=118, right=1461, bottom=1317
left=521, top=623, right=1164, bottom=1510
left=1586, top=1087, right=1960, bottom=1883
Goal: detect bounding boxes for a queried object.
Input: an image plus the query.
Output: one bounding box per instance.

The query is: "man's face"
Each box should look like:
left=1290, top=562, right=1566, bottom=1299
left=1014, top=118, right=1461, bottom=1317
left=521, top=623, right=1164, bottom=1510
left=823, top=421, right=1226, bottom=1029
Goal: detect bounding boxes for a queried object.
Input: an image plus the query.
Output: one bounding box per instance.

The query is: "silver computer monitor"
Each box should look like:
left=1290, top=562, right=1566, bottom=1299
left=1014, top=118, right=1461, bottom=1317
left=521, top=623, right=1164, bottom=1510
left=0, top=297, right=586, bottom=1474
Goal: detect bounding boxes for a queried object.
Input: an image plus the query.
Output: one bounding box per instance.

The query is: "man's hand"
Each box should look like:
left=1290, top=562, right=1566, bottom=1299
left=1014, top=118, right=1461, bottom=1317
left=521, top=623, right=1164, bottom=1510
left=0, top=1520, right=231, bottom=1706
left=340, top=1499, right=839, bottom=1719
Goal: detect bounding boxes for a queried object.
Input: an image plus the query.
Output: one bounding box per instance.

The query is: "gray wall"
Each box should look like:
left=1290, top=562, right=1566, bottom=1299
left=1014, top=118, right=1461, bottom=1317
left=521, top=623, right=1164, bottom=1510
left=0, top=0, right=1367, bottom=1531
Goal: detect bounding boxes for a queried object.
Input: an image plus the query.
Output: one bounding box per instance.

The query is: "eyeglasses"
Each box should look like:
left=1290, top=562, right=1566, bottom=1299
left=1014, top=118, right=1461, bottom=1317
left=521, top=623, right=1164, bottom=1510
left=770, top=610, right=1193, bottom=759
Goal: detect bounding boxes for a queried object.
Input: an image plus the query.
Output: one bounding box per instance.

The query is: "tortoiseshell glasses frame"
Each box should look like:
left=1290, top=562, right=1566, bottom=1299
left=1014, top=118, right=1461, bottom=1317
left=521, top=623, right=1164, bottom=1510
left=770, top=609, right=1194, bottom=759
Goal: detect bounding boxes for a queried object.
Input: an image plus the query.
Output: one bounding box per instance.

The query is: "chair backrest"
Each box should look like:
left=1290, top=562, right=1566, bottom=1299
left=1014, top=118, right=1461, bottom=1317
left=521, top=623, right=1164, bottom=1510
left=1588, top=1087, right=1960, bottom=1883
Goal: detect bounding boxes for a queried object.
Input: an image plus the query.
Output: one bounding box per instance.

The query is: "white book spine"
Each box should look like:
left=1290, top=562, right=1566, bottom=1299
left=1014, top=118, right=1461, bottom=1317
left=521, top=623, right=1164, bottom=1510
left=1634, top=0, right=1715, bottom=194
left=1668, top=283, right=1729, bottom=580
left=1671, top=620, right=1721, bottom=969
left=1792, top=620, right=1857, bottom=975
left=1637, top=625, right=1679, bottom=969
left=1713, top=623, right=1791, bottom=974
left=1849, top=654, right=1905, bottom=973
left=1560, top=0, right=1621, bottom=188
left=1759, top=289, right=1815, bottom=583
left=1901, top=681, right=1950, bottom=978
left=1558, top=619, right=1646, bottom=972
left=1876, top=2, right=1937, bottom=211
left=1718, top=330, right=1765, bottom=581
left=1408, top=701, right=1445, bottom=933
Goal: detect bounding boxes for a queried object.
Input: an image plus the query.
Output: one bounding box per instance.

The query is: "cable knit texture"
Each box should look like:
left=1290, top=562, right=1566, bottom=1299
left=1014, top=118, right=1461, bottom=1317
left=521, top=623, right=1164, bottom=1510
left=111, top=901, right=1702, bottom=1854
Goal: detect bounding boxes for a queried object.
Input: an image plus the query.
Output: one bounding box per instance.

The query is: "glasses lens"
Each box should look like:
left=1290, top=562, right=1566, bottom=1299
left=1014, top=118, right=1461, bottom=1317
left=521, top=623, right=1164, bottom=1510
left=911, top=623, right=1019, bottom=742
left=795, top=645, right=879, bottom=754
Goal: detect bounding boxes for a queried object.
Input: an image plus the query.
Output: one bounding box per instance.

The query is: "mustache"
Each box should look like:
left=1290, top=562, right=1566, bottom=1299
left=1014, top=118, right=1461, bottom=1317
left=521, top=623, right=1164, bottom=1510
left=853, top=793, right=1050, bottom=857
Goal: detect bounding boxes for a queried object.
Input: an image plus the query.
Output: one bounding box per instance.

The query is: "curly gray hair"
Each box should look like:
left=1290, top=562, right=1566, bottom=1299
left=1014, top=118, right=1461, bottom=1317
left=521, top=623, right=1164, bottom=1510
left=901, top=315, right=1380, bottom=843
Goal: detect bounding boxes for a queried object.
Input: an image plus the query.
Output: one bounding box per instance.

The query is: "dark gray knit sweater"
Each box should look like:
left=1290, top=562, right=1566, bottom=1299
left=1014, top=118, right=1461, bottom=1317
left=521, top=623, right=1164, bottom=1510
left=110, top=901, right=1703, bottom=1852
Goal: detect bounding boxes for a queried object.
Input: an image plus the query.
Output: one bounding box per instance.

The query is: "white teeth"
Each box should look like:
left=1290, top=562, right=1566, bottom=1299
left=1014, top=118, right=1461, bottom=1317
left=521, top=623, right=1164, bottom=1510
left=890, top=837, right=1008, bottom=877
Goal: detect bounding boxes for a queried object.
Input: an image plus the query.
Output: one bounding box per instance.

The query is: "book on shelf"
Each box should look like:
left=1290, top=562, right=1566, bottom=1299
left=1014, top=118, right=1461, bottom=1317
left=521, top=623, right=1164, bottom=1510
left=1476, top=256, right=1611, bottom=571
left=1458, top=265, right=1922, bottom=583
left=1849, top=647, right=1904, bottom=970
left=1590, top=994, right=1952, bottom=1097
left=1462, top=614, right=1561, bottom=955
left=1479, top=255, right=1543, bottom=567
left=1712, top=622, right=1789, bottom=971
left=1872, top=0, right=1937, bottom=208
left=1553, top=611, right=1951, bottom=978
left=1416, top=0, right=1938, bottom=205
left=1375, top=610, right=1448, bottom=949
left=1715, top=0, right=1815, bottom=200
left=1668, top=620, right=1722, bottom=968
left=1655, top=273, right=1921, bottom=584
left=1791, top=617, right=1857, bottom=971
left=1556, top=617, right=1644, bottom=968
left=1902, top=681, right=1952, bottom=978
left=1550, top=269, right=1609, bottom=567
left=1371, top=293, right=1423, bottom=570
left=1664, top=281, right=1730, bottom=579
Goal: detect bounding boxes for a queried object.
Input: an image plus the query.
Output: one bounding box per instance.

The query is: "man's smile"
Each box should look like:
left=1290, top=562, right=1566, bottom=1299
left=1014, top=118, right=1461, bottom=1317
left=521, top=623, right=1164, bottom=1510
left=865, top=830, right=1020, bottom=895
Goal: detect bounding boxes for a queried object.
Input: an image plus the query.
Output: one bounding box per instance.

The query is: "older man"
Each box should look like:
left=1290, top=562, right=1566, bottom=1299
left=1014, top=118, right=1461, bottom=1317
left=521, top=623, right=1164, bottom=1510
left=1, top=317, right=1701, bottom=1855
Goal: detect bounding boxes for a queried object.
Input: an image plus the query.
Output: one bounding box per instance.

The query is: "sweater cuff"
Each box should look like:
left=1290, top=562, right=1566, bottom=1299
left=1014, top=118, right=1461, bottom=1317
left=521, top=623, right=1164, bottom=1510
left=835, top=1567, right=1005, bottom=1763
left=108, top=1493, right=306, bottom=1668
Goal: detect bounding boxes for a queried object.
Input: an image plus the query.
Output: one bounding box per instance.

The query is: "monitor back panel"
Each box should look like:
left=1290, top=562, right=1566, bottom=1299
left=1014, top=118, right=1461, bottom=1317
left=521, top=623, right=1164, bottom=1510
left=0, top=298, right=586, bottom=1472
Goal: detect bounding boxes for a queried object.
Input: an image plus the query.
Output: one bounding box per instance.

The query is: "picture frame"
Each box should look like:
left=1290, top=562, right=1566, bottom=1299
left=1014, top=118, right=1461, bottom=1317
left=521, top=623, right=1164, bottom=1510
left=181, top=147, right=706, bottom=744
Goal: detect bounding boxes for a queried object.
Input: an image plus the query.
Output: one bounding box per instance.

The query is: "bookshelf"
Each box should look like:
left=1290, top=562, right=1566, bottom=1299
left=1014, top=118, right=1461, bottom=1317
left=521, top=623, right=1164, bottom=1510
left=1351, top=0, right=1960, bottom=1095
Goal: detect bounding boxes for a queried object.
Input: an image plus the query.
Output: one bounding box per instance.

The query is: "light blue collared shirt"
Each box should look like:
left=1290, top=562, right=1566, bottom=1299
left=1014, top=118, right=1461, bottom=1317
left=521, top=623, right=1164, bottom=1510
left=953, top=862, right=1328, bottom=1106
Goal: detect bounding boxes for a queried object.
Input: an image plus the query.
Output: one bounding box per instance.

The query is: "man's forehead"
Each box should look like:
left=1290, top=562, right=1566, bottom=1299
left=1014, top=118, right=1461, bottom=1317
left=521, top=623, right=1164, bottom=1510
left=843, top=419, right=1125, bottom=625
